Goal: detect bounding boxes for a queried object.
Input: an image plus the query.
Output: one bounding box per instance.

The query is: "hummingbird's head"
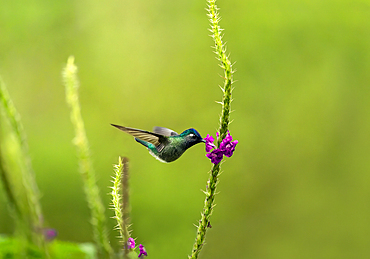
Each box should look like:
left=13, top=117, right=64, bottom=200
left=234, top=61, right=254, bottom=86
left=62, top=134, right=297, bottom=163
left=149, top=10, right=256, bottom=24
left=181, top=128, right=206, bottom=148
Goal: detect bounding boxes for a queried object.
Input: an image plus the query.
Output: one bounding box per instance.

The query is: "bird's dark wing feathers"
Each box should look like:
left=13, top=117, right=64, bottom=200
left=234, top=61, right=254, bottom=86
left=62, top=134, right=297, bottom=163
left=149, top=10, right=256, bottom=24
left=111, top=124, right=166, bottom=146
left=153, top=126, right=178, bottom=136
left=156, top=143, right=165, bottom=152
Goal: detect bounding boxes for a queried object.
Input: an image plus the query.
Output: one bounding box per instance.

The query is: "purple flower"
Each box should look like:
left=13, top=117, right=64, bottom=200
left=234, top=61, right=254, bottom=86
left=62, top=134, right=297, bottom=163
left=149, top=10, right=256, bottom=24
left=204, top=134, right=216, bottom=152
left=206, top=148, right=224, bottom=164
left=43, top=228, right=57, bottom=241
left=138, top=244, right=147, bottom=258
left=127, top=237, right=135, bottom=249
left=219, top=132, right=238, bottom=157
left=204, top=131, right=238, bottom=163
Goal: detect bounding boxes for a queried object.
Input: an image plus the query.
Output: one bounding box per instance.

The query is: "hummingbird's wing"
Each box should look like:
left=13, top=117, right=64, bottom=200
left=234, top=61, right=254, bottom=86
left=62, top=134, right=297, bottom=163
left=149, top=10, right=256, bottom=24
left=111, top=124, right=166, bottom=148
left=153, top=127, right=178, bottom=136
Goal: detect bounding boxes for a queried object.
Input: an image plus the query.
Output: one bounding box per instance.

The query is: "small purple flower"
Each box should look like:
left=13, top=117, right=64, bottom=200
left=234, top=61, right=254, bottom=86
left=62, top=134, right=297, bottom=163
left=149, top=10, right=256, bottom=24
left=219, top=132, right=238, bottom=157
left=206, top=148, right=224, bottom=164
left=138, top=244, right=147, bottom=258
left=204, top=134, right=216, bottom=152
left=127, top=237, right=135, bottom=249
left=43, top=228, right=57, bottom=241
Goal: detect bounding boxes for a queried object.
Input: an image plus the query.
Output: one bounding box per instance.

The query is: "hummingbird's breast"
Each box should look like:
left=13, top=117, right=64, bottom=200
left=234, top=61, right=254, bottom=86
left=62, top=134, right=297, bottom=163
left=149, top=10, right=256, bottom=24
left=158, top=137, right=187, bottom=162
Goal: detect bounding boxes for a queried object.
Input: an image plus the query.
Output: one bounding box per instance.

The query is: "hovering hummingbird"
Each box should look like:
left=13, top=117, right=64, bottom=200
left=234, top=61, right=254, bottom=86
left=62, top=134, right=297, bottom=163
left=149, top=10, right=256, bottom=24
left=111, top=124, right=206, bottom=163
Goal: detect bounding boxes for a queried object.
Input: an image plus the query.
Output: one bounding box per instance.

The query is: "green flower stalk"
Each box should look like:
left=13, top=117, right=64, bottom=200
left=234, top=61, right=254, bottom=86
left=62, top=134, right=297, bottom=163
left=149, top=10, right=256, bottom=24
left=0, top=78, right=45, bottom=249
left=63, top=56, right=113, bottom=258
left=0, top=144, right=21, bottom=219
left=111, top=157, right=125, bottom=243
left=111, top=157, right=139, bottom=259
left=190, top=0, right=235, bottom=258
left=121, top=157, right=131, bottom=247
left=110, top=157, right=131, bottom=249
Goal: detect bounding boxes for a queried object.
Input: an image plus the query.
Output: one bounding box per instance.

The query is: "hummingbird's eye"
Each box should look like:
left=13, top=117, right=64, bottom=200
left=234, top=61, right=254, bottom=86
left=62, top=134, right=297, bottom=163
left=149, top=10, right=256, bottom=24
left=189, top=133, right=195, bottom=138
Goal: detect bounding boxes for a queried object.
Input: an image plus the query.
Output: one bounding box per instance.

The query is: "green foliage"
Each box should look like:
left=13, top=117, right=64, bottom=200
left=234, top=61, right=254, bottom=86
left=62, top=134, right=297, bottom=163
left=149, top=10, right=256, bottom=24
left=0, top=235, right=44, bottom=259
left=0, top=235, right=96, bottom=259
left=50, top=242, right=96, bottom=259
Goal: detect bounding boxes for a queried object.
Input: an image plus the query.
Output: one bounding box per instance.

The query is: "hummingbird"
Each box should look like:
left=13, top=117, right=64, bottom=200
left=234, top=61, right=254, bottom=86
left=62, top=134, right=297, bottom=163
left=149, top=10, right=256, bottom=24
left=111, top=124, right=206, bottom=163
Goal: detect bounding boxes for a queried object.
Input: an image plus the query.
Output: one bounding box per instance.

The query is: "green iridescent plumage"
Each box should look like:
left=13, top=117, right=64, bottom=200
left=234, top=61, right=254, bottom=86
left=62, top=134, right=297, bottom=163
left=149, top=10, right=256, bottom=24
left=112, top=124, right=205, bottom=163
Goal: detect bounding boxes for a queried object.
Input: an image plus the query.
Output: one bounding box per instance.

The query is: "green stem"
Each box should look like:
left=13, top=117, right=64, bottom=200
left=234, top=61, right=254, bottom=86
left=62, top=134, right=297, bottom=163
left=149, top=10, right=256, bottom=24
left=121, top=157, right=131, bottom=251
left=63, top=57, right=113, bottom=259
left=111, top=156, right=131, bottom=251
left=0, top=78, right=45, bottom=249
left=0, top=146, right=21, bottom=218
left=189, top=0, right=234, bottom=258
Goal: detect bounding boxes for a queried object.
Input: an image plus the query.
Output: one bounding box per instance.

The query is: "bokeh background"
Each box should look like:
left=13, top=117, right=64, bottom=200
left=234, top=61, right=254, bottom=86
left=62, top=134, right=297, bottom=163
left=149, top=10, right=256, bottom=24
left=1, top=0, right=370, bottom=258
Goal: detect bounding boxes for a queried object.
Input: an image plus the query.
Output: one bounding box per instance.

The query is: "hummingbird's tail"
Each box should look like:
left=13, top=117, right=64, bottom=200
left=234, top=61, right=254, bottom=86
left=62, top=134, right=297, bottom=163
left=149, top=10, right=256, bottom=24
left=135, top=138, right=151, bottom=148
left=135, top=138, right=165, bottom=162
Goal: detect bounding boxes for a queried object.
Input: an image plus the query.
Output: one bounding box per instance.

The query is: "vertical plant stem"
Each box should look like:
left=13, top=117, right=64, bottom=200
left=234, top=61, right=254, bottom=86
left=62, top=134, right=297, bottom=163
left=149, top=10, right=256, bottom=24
left=0, top=78, right=45, bottom=249
left=63, top=57, right=113, bottom=259
left=0, top=146, right=21, bottom=217
left=111, top=157, right=124, bottom=243
left=121, top=157, right=131, bottom=251
left=111, top=157, right=132, bottom=254
left=190, top=0, right=234, bottom=258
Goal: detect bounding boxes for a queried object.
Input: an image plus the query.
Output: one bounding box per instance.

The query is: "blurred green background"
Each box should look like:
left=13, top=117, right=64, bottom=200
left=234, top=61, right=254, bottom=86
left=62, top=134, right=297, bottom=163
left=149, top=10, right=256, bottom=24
left=1, top=0, right=370, bottom=258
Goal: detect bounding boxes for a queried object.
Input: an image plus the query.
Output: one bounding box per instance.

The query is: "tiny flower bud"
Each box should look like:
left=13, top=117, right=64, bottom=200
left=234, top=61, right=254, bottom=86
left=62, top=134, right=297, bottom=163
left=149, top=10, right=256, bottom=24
left=138, top=244, right=147, bottom=258
left=43, top=228, right=57, bottom=241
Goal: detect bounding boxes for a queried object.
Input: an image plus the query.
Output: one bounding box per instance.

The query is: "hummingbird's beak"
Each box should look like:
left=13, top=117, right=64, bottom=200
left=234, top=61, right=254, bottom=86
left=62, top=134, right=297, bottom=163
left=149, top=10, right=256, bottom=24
left=201, top=139, right=206, bottom=143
